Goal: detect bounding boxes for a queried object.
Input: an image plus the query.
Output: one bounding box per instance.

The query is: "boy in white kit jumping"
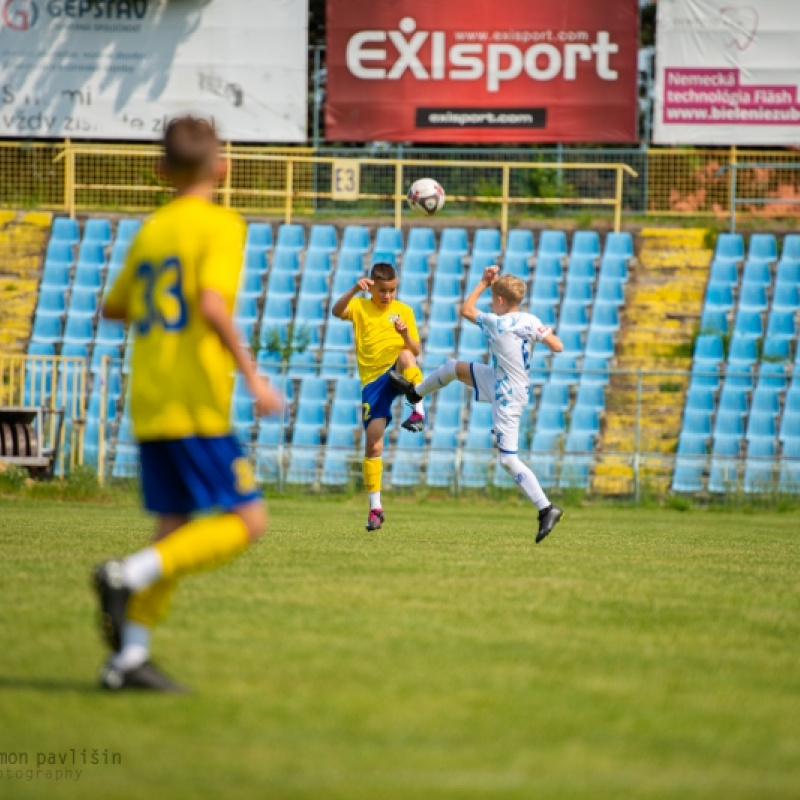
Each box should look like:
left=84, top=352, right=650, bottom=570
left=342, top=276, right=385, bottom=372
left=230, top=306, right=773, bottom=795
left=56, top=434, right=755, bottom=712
left=390, top=265, right=566, bottom=542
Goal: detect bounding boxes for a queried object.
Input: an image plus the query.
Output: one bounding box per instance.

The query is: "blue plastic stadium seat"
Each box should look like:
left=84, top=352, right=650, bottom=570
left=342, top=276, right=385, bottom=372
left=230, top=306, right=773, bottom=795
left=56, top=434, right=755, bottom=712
left=751, top=387, right=780, bottom=416
left=308, top=224, right=338, bottom=253
left=506, top=229, right=534, bottom=256
left=398, top=276, right=428, bottom=304
left=266, top=271, right=296, bottom=298
left=321, top=352, right=350, bottom=378
left=239, top=271, right=263, bottom=298
left=77, top=241, right=106, bottom=269
left=299, top=271, right=329, bottom=299
left=332, top=269, right=363, bottom=296
left=431, top=274, right=462, bottom=302
left=705, top=283, right=734, bottom=312
left=433, top=404, right=462, bottom=433
left=261, top=295, right=293, bottom=328
left=84, top=218, right=112, bottom=245
left=714, top=233, right=744, bottom=262
left=733, top=310, right=764, bottom=339
left=728, top=335, right=758, bottom=367
left=374, top=227, right=403, bottom=255
left=427, top=326, right=456, bottom=354
left=539, top=383, right=570, bottom=411
left=430, top=302, right=458, bottom=326
left=275, top=223, right=305, bottom=252
left=595, top=281, right=624, bottom=307
left=589, top=304, right=620, bottom=332
left=585, top=330, right=614, bottom=359
left=775, top=259, right=800, bottom=288
left=709, top=259, right=739, bottom=285
left=559, top=330, right=584, bottom=357
left=68, top=291, right=98, bottom=318
left=271, top=249, right=301, bottom=276
left=718, top=386, right=748, bottom=414
left=738, top=284, right=768, bottom=313
left=580, top=357, right=609, bottom=386
left=567, top=255, right=596, bottom=283
left=426, top=429, right=459, bottom=488
left=287, top=350, right=319, bottom=378
left=498, top=254, right=528, bottom=282
left=402, top=251, right=430, bottom=277
left=761, top=339, right=791, bottom=365
left=31, top=315, right=63, bottom=345
left=570, top=230, right=601, bottom=259
left=321, top=447, right=354, bottom=487
left=235, top=295, right=259, bottom=325
left=603, top=232, right=634, bottom=259
left=528, top=303, right=557, bottom=329
left=700, top=309, right=729, bottom=335
left=694, top=334, right=724, bottom=365
left=244, top=248, right=268, bottom=275
left=765, top=310, right=796, bottom=341
left=51, top=217, right=80, bottom=244
left=73, top=265, right=103, bottom=293
left=531, top=278, right=560, bottom=304
left=116, top=218, right=142, bottom=244
left=535, top=406, right=566, bottom=434
left=305, top=250, right=332, bottom=275
left=683, top=410, right=713, bottom=438
left=772, top=283, right=800, bottom=312
left=538, top=230, right=568, bottom=259
left=747, top=233, right=777, bottom=263
left=371, top=250, right=397, bottom=267
left=741, top=259, right=772, bottom=287
left=41, top=263, right=71, bottom=292
left=329, top=402, right=359, bottom=429
left=439, top=228, right=468, bottom=256
left=744, top=439, right=777, bottom=493
left=341, top=225, right=370, bottom=254
left=45, top=240, right=75, bottom=266
left=472, top=229, right=501, bottom=258
left=286, top=442, right=321, bottom=485
left=436, top=252, right=464, bottom=277
left=598, top=256, right=628, bottom=285
left=406, top=228, right=436, bottom=255
left=575, top=383, right=605, bottom=410
left=324, top=321, right=353, bottom=350
left=746, top=413, right=776, bottom=441
left=780, top=411, right=800, bottom=442
left=36, top=288, right=67, bottom=318
left=557, top=303, right=589, bottom=332
left=530, top=254, right=560, bottom=282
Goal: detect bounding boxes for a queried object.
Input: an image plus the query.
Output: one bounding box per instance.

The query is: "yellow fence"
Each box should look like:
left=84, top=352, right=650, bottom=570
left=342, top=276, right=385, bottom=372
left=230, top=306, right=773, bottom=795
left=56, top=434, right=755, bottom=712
left=3, top=140, right=800, bottom=227
left=0, top=354, right=88, bottom=476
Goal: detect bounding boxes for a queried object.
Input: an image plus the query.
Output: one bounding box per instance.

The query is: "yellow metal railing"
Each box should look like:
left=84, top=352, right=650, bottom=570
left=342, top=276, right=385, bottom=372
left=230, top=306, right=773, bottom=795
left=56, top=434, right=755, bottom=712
left=0, top=354, right=88, bottom=476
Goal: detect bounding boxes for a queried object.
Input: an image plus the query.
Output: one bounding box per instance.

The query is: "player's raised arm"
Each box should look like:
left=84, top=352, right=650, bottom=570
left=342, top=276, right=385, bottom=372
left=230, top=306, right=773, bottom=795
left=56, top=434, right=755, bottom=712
left=393, top=316, right=421, bottom=357
left=461, top=265, right=499, bottom=323
left=331, top=277, right=373, bottom=319
left=542, top=331, right=564, bottom=353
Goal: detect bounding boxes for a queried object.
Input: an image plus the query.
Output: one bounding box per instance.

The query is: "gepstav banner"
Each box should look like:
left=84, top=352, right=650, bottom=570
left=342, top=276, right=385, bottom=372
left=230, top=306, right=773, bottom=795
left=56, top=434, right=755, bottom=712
left=0, top=0, right=307, bottom=141
left=326, top=0, right=638, bottom=143
left=653, top=0, right=800, bottom=145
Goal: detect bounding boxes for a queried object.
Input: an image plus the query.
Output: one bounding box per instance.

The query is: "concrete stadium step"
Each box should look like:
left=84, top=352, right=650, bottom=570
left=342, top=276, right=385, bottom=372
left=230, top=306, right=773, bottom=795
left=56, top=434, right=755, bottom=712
left=0, top=211, right=52, bottom=353
left=591, top=228, right=711, bottom=496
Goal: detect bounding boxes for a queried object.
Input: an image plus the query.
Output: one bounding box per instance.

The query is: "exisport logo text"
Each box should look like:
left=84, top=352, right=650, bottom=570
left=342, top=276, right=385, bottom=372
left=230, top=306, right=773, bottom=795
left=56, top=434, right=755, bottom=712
left=346, top=17, right=620, bottom=92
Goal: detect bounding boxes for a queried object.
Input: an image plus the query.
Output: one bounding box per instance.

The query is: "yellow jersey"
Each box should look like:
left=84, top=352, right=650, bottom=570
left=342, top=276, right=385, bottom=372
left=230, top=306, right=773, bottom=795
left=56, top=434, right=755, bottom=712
left=343, top=297, right=420, bottom=386
left=105, top=196, right=246, bottom=441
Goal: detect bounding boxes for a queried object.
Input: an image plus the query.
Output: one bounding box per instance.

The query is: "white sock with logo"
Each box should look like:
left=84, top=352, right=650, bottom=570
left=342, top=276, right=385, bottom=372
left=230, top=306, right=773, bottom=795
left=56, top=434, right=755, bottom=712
left=416, top=358, right=458, bottom=398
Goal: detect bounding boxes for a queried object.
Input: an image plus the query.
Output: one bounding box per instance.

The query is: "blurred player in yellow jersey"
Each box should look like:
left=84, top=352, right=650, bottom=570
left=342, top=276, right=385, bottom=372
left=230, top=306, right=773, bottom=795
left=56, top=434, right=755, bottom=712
left=331, top=262, right=425, bottom=531
left=92, top=116, right=284, bottom=692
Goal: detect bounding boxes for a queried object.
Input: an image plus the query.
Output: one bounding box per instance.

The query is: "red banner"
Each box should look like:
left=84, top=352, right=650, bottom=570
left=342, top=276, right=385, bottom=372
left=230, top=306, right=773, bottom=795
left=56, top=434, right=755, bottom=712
left=326, top=0, right=639, bottom=143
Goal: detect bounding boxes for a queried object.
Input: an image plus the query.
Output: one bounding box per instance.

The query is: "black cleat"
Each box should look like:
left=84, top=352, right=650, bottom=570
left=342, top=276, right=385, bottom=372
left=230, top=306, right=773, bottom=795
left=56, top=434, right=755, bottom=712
left=400, top=410, right=426, bottom=432
left=92, top=560, right=130, bottom=652
left=536, top=505, right=564, bottom=543
left=388, top=369, right=423, bottom=405
left=100, top=659, right=190, bottom=694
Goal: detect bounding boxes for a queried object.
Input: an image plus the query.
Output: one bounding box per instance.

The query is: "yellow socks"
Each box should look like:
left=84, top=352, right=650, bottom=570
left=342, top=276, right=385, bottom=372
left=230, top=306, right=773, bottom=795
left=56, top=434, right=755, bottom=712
left=153, top=514, right=250, bottom=581
left=402, top=365, right=423, bottom=386
left=363, top=457, right=382, bottom=493
left=127, top=578, right=177, bottom=627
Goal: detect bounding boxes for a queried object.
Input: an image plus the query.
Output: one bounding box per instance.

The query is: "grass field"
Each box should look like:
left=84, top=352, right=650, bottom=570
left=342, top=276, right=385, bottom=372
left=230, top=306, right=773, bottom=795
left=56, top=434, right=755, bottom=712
left=1, top=495, right=799, bottom=800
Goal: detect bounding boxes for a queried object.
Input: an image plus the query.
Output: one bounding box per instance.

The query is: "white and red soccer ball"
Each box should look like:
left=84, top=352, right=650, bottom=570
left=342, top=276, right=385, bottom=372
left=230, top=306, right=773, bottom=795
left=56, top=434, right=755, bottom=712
left=407, top=178, right=446, bottom=216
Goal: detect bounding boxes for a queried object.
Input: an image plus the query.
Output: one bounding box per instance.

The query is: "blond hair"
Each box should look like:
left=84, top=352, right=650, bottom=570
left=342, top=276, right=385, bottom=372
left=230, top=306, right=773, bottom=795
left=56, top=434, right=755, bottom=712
left=491, top=274, right=526, bottom=306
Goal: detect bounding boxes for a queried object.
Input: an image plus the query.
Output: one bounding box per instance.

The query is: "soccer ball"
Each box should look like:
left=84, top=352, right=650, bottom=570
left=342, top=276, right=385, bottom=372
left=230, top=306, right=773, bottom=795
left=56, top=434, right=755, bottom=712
left=407, top=178, right=445, bottom=216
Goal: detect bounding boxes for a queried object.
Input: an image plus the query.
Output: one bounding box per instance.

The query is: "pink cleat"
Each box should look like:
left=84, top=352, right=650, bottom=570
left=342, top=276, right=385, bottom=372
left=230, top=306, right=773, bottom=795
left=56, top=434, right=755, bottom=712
left=366, top=508, right=385, bottom=531
left=401, top=411, right=425, bottom=433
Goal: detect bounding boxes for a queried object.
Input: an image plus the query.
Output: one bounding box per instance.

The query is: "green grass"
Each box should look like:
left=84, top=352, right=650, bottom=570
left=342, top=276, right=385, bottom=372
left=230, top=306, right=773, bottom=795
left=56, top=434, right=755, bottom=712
left=1, top=497, right=800, bottom=799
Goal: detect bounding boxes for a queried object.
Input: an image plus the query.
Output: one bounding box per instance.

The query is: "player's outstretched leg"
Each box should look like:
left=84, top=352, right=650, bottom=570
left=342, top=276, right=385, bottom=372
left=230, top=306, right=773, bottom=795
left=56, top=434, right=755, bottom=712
left=388, top=369, right=423, bottom=404
left=395, top=354, right=426, bottom=433
left=92, top=560, right=131, bottom=652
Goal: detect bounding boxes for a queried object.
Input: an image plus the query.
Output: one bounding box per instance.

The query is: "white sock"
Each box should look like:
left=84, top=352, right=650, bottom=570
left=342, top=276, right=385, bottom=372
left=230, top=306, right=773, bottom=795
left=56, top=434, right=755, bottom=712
left=369, top=491, right=382, bottom=510
left=413, top=400, right=424, bottom=415
left=121, top=547, right=162, bottom=592
left=499, top=454, right=550, bottom=510
left=111, top=622, right=151, bottom=670
left=416, top=358, right=457, bottom=398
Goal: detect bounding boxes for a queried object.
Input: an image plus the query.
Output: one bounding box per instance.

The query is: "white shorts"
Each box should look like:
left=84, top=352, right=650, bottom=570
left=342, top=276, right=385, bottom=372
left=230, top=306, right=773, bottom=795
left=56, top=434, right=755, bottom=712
left=469, top=362, right=525, bottom=454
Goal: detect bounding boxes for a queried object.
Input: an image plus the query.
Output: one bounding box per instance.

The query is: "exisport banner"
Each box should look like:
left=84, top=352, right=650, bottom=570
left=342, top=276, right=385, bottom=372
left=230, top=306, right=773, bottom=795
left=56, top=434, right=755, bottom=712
left=653, top=0, right=800, bottom=145
left=325, top=0, right=639, bottom=143
left=0, top=0, right=307, bottom=141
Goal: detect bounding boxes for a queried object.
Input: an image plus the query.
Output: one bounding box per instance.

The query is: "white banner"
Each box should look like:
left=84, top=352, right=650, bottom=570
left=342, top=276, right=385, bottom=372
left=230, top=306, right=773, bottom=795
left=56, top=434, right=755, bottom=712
left=0, top=0, right=307, bottom=141
left=653, top=0, right=800, bottom=145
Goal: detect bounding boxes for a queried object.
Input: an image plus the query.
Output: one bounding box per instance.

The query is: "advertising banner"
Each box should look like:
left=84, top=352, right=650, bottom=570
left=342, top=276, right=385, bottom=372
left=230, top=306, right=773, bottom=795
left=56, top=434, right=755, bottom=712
left=326, top=0, right=639, bottom=143
left=653, top=0, right=800, bottom=145
left=0, top=0, right=307, bottom=141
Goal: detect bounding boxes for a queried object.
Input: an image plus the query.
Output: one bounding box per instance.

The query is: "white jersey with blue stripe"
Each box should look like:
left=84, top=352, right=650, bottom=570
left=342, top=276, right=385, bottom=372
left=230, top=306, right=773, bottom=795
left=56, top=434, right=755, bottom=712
left=475, top=311, right=552, bottom=405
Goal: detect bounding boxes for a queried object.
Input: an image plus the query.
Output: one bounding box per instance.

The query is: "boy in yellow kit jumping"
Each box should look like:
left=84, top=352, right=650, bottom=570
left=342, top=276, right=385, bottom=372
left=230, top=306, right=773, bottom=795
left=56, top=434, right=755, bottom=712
left=93, top=116, right=283, bottom=692
left=331, top=262, right=425, bottom=531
